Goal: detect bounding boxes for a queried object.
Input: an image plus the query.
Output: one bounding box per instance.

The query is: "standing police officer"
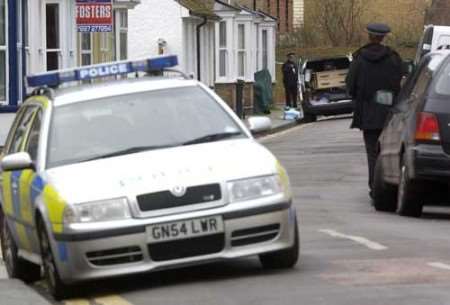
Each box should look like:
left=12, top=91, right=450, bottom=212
left=282, top=53, right=299, bottom=109
left=346, top=23, right=403, bottom=199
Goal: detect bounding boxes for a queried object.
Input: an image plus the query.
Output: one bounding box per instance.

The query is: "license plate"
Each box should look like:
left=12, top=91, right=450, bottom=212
left=147, top=216, right=224, bottom=243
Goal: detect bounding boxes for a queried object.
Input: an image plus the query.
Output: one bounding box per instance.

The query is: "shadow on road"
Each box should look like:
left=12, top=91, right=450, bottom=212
left=46, top=258, right=299, bottom=301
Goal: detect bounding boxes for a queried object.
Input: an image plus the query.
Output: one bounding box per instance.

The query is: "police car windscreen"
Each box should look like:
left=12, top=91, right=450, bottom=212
left=46, top=86, right=244, bottom=168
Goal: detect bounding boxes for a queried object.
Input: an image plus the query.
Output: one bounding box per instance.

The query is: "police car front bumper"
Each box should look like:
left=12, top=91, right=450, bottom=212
left=51, top=199, right=297, bottom=284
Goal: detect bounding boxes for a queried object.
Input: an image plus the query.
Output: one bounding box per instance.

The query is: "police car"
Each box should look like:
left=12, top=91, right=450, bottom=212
left=0, top=56, right=299, bottom=299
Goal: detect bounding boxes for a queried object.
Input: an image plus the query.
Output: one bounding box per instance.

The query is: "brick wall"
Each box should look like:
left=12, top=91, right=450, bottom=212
left=215, top=82, right=255, bottom=114
left=233, top=0, right=294, bottom=33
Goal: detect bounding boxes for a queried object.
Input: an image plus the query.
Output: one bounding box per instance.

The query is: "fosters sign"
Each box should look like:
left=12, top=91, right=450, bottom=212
left=76, top=0, right=113, bottom=32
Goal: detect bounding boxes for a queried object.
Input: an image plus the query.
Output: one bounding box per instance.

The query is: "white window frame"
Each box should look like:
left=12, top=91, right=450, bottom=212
left=79, top=32, right=92, bottom=66
left=237, top=23, right=246, bottom=78
left=41, top=0, right=66, bottom=71
left=115, top=9, right=128, bottom=61
left=100, top=32, right=109, bottom=62
left=0, top=0, right=8, bottom=105
left=218, top=20, right=228, bottom=79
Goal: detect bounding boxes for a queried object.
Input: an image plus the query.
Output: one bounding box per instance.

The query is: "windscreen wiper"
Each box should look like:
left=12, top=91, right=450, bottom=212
left=182, top=132, right=242, bottom=146
left=83, top=145, right=177, bottom=162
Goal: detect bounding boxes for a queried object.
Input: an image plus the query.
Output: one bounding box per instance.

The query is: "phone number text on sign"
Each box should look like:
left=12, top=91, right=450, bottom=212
left=76, top=0, right=113, bottom=33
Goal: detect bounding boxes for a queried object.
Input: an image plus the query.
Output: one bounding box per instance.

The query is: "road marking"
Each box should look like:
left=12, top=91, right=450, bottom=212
left=319, top=229, right=388, bottom=251
left=94, top=295, right=134, bottom=305
left=428, top=262, right=450, bottom=271
left=64, top=299, right=91, bottom=305
left=259, top=123, right=311, bottom=142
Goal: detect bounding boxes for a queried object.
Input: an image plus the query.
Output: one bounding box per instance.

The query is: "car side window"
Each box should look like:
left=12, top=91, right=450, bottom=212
left=395, top=58, right=430, bottom=112
left=410, top=67, right=431, bottom=99
left=25, top=109, right=43, bottom=162
left=7, top=106, right=37, bottom=154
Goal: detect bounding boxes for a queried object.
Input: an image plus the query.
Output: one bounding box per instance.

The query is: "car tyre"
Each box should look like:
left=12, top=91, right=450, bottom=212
left=0, top=212, right=41, bottom=283
left=259, top=219, right=299, bottom=269
left=37, top=218, right=71, bottom=300
left=373, top=155, right=397, bottom=212
left=397, top=155, right=424, bottom=218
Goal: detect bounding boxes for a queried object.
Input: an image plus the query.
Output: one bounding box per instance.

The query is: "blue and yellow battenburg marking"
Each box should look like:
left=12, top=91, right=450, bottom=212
left=1, top=170, right=69, bottom=262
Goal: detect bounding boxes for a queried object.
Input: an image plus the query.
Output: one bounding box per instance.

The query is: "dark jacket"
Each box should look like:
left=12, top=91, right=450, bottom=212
left=282, top=60, right=299, bottom=87
left=346, top=43, right=403, bottom=130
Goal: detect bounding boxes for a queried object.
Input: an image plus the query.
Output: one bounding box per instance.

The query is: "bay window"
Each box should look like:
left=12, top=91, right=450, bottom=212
left=218, top=21, right=227, bottom=77
left=237, top=24, right=246, bottom=78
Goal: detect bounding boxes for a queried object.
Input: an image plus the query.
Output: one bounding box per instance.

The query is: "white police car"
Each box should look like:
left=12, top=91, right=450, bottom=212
left=0, top=56, right=299, bottom=299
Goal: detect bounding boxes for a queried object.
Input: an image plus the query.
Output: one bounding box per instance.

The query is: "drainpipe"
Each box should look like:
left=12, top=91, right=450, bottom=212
left=196, top=16, right=208, bottom=82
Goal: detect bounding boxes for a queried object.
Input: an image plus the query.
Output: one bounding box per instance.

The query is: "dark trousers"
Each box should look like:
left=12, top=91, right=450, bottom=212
left=363, top=129, right=382, bottom=190
left=285, top=85, right=298, bottom=108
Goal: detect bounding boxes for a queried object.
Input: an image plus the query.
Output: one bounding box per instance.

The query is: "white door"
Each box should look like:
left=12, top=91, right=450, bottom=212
left=42, top=0, right=65, bottom=71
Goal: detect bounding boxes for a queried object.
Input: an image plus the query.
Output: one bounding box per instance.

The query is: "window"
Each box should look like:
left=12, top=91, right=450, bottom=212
left=237, top=24, right=246, bottom=78
left=219, top=21, right=227, bottom=77
left=80, top=33, right=92, bottom=66
left=262, top=30, right=268, bottom=70
left=26, top=110, right=42, bottom=162
left=116, top=10, right=128, bottom=60
left=45, top=3, right=60, bottom=71
left=0, top=0, right=6, bottom=102
left=47, top=87, right=245, bottom=168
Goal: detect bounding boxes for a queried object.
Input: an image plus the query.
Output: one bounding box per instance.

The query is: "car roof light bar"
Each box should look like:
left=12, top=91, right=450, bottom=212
left=26, top=55, right=179, bottom=88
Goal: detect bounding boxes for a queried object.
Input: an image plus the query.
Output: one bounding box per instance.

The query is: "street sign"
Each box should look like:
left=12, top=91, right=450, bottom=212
left=76, top=0, right=113, bottom=32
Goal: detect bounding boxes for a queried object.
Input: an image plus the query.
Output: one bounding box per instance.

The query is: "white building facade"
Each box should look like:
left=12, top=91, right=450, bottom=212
left=128, top=0, right=277, bottom=110
left=1, top=0, right=139, bottom=111
left=214, top=1, right=277, bottom=84
left=128, top=0, right=216, bottom=87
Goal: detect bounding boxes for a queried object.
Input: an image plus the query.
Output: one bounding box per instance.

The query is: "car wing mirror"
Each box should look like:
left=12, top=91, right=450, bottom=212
left=374, top=90, right=394, bottom=106
left=246, top=116, right=272, bottom=134
left=1, top=152, right=35, bottom=171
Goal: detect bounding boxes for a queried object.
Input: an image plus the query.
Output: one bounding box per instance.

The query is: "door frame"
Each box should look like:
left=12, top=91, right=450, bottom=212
left=41, top=0, right=66, bottom=71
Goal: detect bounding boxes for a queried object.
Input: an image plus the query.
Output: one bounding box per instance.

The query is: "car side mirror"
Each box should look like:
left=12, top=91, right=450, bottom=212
left=246, top=116, right=272, bottom=134
left=1, top=152, right=35, bottom=171
left=374, top=90, right=394, bottom=106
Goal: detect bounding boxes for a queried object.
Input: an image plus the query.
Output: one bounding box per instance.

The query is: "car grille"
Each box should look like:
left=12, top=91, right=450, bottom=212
left=86, top=246, right=143, bottom=266
left=148, top=233, right=225, bottom=261
left=231, top=224, right=280, bottom=247
left=137, top=184, right=222, bottom=212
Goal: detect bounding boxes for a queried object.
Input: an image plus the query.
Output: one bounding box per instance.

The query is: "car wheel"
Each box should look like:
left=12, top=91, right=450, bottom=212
left=397, top=155, right=424, bottom=218
left=37, top=218, right=71, bottom=300
left=0, top=213, right=41, bottom=283
left=259, top=219, right=299, bottom=269
left=373, top=155, right=397, bottom=212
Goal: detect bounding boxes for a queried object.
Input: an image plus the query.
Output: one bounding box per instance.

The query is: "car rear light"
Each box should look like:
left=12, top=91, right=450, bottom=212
left=415, top=112, right=441, bottom=142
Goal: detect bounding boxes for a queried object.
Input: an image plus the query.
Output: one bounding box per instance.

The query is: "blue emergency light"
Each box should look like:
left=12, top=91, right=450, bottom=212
left=26, top=55, right=179, bottom=88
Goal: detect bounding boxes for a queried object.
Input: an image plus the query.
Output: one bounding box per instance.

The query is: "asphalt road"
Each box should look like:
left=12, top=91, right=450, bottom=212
left=36, top=117, right=450, bottom=305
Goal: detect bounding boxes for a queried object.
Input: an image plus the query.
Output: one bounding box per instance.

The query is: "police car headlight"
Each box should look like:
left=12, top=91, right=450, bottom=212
left=227, top=175, right=283, bottom=203
left=64, top=198, right=131, bottom=224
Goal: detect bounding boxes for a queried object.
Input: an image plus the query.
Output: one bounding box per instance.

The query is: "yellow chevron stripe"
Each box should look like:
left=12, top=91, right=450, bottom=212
left=2, top=172, right=14, bottom=216
left=42, top=185, right=67, bottom=233
left=19, top=170, right=34, bottom=224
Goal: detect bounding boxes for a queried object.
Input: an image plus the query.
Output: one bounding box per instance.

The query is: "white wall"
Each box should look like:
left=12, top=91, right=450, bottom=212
left=128, top=0, right=185, bottom=63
